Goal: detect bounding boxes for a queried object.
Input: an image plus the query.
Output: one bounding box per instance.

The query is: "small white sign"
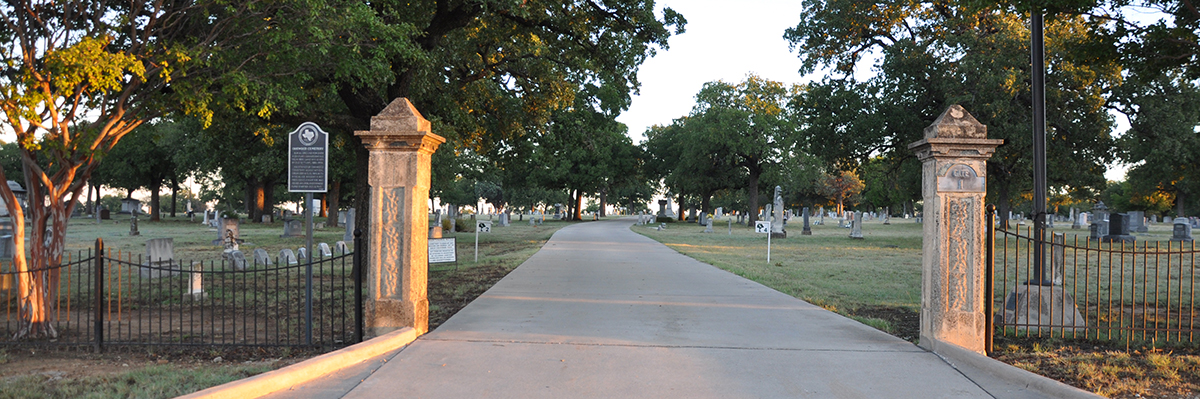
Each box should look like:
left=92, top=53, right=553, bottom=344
left=755, top=221, right=771, bottom=233
left=477, top=221, right=492, bottom=233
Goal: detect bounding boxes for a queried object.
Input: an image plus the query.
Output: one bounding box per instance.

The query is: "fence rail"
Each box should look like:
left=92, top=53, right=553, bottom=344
left=988, top=208, right=1199, bottom=350
left=0, top=235, right=364, bottom=350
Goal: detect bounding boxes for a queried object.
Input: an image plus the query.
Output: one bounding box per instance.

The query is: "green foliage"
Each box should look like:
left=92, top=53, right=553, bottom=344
left=787, top=1, right=1119, bottom=220
left=649, top=75, right=803, bottom=222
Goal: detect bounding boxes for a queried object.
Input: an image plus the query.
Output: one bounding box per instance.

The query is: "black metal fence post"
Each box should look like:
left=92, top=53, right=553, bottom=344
left=353, top=229, right=364, bottom=343
left=984, top=205, right=995, bottom=355
left=93, top=238, right=104, bottom=353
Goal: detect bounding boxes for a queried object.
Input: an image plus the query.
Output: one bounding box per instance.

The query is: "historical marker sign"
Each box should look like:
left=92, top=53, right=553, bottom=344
left=288, top=122, right=329, bottom=192
left=477, top=221, right=492, bottom=233
left=428, top=237, right=457, bottom=264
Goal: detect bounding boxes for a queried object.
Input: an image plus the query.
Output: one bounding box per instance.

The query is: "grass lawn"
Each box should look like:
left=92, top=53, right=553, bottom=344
left=637, top=216, right=924, bottom=340
left=0, top=212, right=577, bottom=398
left=635, top=215, right=1200, bottom=398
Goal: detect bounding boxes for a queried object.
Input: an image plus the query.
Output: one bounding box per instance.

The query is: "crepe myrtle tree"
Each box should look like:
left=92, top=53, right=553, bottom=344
left=0, top=1, right=288, bottom=338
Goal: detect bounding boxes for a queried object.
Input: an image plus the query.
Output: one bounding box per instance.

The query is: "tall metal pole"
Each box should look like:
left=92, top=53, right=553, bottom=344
left=1031, top=11, right=1049, bottom=285
left=305, top=192, right=314, bottom=344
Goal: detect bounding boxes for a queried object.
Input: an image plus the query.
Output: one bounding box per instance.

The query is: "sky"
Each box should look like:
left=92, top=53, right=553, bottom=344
left=614, top=0, right=1130, bottom=181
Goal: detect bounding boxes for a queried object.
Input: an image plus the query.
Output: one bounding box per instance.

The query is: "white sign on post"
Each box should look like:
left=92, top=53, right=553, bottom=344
left=755, top=221, right=771, bottom=234
left=475, top=220, right=492, bottom=262
left=756, top=221, right=772, bottom=262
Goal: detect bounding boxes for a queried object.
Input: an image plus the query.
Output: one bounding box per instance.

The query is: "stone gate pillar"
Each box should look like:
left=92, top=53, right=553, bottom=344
left=355, top=98, right=445, bottom=337
left=907, top=105, right=1003, bottom=354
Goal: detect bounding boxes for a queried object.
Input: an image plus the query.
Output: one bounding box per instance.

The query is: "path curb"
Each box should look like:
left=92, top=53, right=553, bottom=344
left=177, top=328, right=419, bottom=399
left=928, top=339, right=1102, bottom=398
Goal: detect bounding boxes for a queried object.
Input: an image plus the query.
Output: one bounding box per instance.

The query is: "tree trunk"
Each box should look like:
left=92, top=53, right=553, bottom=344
left=264, top=179, right=276, bottom=223
left=701, top=192, right=712, bottom=218
left=249, top=178, right=266, bottom=223
left=85, top=184, right=93, bottom=216
left=1177, top=190, right=1187, bottom=217
left=997, top=180, right=1011, bottom=230
left=327, top=181, right=341, bottom=227
left=169, top=175, right=178, bottom=218
left=320, top=193, right=328, bottom=218
left=747, top=169, right=760, bottom=225
left=677, top=192, right=686, bottom=221
left=572, top=189, right=583, bottom=221
left=598, top=187, right=608, bottom=217
left=149, top=182, right=161, bottom=221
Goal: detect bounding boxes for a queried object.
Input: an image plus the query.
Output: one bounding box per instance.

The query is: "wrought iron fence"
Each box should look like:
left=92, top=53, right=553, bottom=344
left=0, top=236, right=364, bottom=350
left=987, top=208, right=1198, bottom=350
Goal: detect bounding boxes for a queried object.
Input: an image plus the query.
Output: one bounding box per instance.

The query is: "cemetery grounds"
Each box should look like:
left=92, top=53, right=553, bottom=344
left=0, top=214, right=572, bottom=398
left=636, top=217, right=1200, bottom=399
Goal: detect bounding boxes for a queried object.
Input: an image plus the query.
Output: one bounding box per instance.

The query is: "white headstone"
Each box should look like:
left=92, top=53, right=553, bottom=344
left=253, top=248, right=270, bottom=265
left=279, top=249, right=298, bottom=265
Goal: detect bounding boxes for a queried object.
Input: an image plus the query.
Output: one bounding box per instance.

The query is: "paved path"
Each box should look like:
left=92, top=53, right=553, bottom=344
left=269, top=218, right=1028, bottom=398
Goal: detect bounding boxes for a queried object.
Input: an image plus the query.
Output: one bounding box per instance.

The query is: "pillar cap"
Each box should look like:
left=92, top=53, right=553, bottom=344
left=908, top=105, right=1003, bottom=160
left=355, top=98, right=446, bottom=153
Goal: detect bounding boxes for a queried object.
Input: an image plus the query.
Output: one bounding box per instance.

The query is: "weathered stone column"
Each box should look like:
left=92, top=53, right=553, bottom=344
left=355, top=98, right=445, bottom=337
left=907, top=105, right=1002, bottom=354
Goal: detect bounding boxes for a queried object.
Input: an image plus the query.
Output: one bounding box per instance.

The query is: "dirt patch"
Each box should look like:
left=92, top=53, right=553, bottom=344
left=427, top=263, right=518, bottom=330
left=849, top=305, right=919, bottom=342
left=0, top=345, right=314, bottom=382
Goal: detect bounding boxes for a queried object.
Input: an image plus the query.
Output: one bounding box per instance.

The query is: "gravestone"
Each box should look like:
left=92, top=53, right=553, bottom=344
left=1002, top=284, right=1087, bottom=334
left=335, top=241, right=349, bottom=254
left=687, top=207, right=697, bottom=222
left=1128, top=210, right=1147, bottom=233
left=1045, top=213, right=1054, bottom=229
left=1050, top=233, right=1066, bottom=285
left=223, top=250, right=247, bottom=270
left=1071, top=211, right=1082, bottom=229
left=1077, top=212, right=1088, bottom=229
left=185, top=263, right=205, bottom=300
left=663, top=196, right=676, bottom=218
left=140, top=238, right=176, bottom=278
left=318, top=242, right=333, bottom=257
left=282, top=219, right=302, bottom=237
left=1103, top=213, right=1135, bottom=243
left=202, top=209, right=210, bottom=225
left=297, top=247, right=308, bottom=263
left=703, top=218, right=713, bottom=233
left=883, top=207, right=891, bottom=225
left=1091, top=202, right=1109, bottom=239
left=1172, top=218, right=1194, bottom=242
left=253, top=248, right=270, bottom=266
left=279, top=249, right=298, bottom=265
left=908, top=105, right=1003, bottom=354
left=1151, top=215, right=1159, bottom=224
left=146, top=238, right=174, bottom=266
left=0, top=234, right=13, bottom=260
left=129, top=214, right=140, bottom=236
left=714, top=207, right=723, bottom=219
left=214, top=218, right=241, bottom=245
left=121, top=198, right=140, bottom=214
left=849, top=211, right=864, bottom=239
left=802, top=207, right=812, bottom=235
left=343, top=208, right=356, bottom=242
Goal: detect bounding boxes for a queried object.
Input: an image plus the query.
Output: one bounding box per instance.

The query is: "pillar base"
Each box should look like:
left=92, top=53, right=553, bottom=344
left=366, top=298, right=429, bottom=338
